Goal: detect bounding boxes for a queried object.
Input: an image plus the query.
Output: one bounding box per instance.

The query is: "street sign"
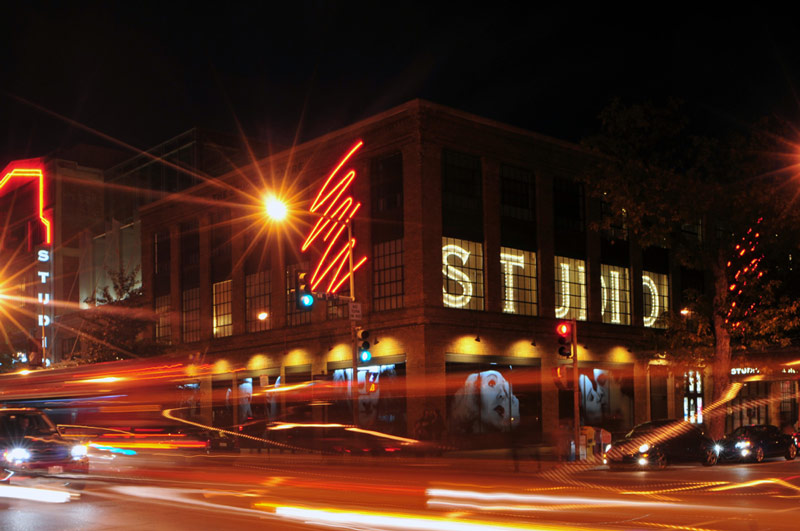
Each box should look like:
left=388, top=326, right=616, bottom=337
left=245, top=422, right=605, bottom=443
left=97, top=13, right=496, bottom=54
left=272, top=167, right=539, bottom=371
left=349, top=301, right=362, bottom=320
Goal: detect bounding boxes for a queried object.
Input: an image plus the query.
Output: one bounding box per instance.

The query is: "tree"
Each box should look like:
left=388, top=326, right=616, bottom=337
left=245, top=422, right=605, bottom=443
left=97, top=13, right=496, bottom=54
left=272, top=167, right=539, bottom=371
left=76, top=264, right=165, bottom=363
left=582, top=99, right=800, bottom=438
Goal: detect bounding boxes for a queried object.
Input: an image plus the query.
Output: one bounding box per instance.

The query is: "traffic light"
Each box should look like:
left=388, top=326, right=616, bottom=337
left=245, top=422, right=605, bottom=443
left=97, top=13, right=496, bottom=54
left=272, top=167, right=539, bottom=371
left=356, top=328, right=371, bottom=363
left=295, top=271, right=314, bottom=311
left=551, top=366, right=573, bottom=390
left=556, top=321, right=573, bottom=358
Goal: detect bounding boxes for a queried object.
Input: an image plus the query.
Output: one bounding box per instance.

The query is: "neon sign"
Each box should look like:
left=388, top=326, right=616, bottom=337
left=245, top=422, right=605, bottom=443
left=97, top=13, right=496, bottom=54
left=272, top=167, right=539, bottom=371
left=301, top=141, right=367, bottom=294
left=0, top=166, right=52, bottom=244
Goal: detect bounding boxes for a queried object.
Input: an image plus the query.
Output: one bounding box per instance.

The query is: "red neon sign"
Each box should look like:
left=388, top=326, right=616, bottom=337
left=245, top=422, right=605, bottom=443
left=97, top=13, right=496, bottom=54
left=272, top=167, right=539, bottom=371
left=301, top=141, right=367, bottom=293
left=0, top=165, right=52, bottom=244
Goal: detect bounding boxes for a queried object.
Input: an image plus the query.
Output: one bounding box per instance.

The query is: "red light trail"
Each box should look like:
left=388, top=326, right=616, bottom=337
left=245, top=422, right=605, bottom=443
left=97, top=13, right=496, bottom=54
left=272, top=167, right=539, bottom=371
left=301, top=141, right=367, bottom=293
left=0, top=165, right=52, bottom=244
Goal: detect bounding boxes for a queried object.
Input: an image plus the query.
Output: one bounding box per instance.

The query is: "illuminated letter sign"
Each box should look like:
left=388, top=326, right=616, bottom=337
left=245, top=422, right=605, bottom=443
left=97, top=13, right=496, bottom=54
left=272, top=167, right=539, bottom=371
left=301, top=141, right=367, bottom=294
left=500, top=252, right=524, bottom=313
left=0, top=166, right=52, bottom=244
left=443, top=244, right=474, bottom=308
left=555, top=259, right=586, bottom=320
left=36, top=245, right=54, bottom=357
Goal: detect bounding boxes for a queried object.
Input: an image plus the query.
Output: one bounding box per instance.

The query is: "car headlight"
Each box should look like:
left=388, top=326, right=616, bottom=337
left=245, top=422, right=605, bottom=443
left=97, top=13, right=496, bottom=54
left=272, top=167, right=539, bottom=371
left=71, top=444, right=88, bottom=459
left=714, top=444, right=722, bottom=454
left=5, top=448, right=31, bottom=462
left=735, top=440, right=751, bottom=449
left=605, top=443, right=612, bottom=453
left=638, top=443, right=650, bottom=453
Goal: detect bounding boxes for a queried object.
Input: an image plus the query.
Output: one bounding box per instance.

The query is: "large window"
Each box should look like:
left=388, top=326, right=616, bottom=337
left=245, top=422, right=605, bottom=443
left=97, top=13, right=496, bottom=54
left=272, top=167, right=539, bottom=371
left=182, top=287, right=200, bottom=342
left=442, top=150, right=483, bottom=241
left=246, top=271, right=271, bottom=333
left=554, top=256, right=586, bottom=320
left=442, top=237, right=484, bottom=311
left=600, top=264, right=631, bottom=325
left=155, top=294, right=171, bottom=343
left=373, top=239, right=404, bottom=311
left=642, top=271, right=669, bottom=328
left=212, top=280, right=232, bottom=338
left=553, top=178, right=585, bottom=233
left=499, top=247, right=537, bottom=315
left=285, top=262, right=312, bottom=327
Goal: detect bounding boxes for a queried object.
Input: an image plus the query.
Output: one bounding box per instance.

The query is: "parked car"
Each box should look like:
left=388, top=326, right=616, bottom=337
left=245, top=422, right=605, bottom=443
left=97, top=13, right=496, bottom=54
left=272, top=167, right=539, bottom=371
left=717, top=424, right=797, bottom=462
left=603, top=419, right=718, bottom=469
left=0, top=407, right=89, bottom=478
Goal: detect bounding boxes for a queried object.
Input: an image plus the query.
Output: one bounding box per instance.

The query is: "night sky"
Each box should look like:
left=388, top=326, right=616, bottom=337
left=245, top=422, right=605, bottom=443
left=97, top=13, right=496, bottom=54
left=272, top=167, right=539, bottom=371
left=2, top=4, right=800, bottom=166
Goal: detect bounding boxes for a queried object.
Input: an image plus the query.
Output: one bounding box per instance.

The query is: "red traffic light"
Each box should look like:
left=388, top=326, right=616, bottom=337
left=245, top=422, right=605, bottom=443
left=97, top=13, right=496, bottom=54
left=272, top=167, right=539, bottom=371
left=556, top=322, right=571, bottom=337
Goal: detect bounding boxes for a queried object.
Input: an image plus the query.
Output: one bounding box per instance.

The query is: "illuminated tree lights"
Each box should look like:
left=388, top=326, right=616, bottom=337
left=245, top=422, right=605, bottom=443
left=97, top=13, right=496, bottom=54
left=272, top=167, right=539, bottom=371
left=301, top=141, right=367, bottom=294
left=725, top=219, right=765, bottom=333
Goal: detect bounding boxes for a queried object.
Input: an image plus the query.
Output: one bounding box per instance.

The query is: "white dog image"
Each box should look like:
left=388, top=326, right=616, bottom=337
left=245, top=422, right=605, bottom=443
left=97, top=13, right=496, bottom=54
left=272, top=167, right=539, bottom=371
left=450, top=370, right=520, bottom=433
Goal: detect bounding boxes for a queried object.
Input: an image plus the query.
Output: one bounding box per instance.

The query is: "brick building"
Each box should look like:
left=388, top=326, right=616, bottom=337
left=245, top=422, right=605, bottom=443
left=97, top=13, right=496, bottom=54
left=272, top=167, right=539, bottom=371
left=138, top=100, right=797, bottom=442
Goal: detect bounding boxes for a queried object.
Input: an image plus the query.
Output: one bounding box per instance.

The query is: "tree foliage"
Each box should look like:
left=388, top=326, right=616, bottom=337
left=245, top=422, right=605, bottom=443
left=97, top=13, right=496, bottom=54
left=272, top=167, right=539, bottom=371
left=583, top=99, right=800, bottom=437
left=75, top=264, right=164, bottom=364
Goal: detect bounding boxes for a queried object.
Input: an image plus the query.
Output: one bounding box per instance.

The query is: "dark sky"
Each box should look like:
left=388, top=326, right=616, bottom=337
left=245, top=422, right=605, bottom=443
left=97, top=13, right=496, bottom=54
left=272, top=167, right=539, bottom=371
left=2, top=3, right=800, bottom=166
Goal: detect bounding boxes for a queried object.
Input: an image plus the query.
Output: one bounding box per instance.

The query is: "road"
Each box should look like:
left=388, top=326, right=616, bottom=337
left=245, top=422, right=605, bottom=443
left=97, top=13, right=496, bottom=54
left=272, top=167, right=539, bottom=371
left=2, top=451, right=799, bottom=530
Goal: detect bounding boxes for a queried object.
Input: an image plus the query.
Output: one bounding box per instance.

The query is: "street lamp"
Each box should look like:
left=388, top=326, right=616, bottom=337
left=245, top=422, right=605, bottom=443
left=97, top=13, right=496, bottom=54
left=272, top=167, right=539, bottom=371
left=264, top=195, right=288, bottom=222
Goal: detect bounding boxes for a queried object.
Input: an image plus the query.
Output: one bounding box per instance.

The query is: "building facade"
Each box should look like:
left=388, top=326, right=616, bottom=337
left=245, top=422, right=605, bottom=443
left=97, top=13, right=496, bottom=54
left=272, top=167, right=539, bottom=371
left=139, top=100, right=720, bottom=443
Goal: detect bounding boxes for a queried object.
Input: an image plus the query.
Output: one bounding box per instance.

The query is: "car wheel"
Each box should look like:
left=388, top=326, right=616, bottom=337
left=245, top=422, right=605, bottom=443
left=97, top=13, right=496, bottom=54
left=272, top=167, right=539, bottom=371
left=753, top=446, right=765, bottom=463
left=786, top=444, right=797, bottom=461
left=702, top=448, right=718, bottom=466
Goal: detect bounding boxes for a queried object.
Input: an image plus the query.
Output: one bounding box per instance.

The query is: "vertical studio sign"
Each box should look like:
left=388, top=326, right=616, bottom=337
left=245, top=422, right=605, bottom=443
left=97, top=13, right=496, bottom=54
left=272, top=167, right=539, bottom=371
left=0, top=165, right=53, bottom=359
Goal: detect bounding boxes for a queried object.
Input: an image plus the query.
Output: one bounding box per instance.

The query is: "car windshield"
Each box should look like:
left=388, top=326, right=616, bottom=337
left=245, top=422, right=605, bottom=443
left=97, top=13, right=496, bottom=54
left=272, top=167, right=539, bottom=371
left=731, top=426, right=766, bottom=438
left=625, top=421, right=677, bottom=438
left=0, top=412, right=58, bottom=437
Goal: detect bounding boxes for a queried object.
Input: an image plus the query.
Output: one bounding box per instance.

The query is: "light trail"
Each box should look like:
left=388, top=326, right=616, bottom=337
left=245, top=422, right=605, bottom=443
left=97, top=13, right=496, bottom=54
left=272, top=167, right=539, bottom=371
left=263, top=503, right=599, bottom=531
left=0, top=484, right=74, bottom=503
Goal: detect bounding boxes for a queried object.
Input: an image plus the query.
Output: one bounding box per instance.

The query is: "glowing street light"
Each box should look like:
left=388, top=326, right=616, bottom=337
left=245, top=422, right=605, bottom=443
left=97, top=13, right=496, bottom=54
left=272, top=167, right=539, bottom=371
left=257, top=311, right=269, bottom=321
left=264, top=195, right=288, bottom=222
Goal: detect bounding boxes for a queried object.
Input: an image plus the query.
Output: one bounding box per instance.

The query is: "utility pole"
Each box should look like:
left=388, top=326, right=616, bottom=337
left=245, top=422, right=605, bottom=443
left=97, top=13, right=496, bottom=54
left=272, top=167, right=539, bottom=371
left=571, top=318, right=580, bottom=460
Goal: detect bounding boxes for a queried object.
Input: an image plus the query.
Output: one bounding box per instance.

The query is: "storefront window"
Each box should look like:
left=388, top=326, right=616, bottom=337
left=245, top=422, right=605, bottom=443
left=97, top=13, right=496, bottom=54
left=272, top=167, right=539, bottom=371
left=446, top=359, right=541, bottom=446
left=331, top=363, right=406, bottom=436
left=684, top=370, right=703, bottom=424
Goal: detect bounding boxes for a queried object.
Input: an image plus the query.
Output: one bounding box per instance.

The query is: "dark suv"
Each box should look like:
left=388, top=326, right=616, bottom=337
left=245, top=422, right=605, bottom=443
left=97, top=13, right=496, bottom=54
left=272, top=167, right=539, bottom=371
left=604, top=419, right=718, bottom=469
left=0, top=408, right=89, bottom=478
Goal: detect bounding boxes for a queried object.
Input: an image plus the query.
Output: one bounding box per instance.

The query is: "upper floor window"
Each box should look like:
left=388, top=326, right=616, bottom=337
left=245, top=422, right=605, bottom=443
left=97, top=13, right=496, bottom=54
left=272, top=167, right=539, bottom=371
left=553, top=178, right=585, bottom=233
left=442, top=237, right=484, bottom=311
left=501, top=165, right=535, bottom=222
left=442, top=150, right=483, bottom=241
left=155, top=294, right=171, bottom=344
left=373, top=239, right=404, bottom=311
left=182, top=287, right=200, bottom=342
left=212, top=279, right=233, bottom=338
left=246, top=271, right=271, bottom=333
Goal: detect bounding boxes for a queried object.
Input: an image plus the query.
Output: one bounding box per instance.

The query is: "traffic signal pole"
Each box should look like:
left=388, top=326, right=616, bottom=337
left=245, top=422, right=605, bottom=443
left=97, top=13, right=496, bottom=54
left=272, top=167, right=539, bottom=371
left=571, top=318, right=580, bottom=460
left=347, top=220, right=360, bottom=427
